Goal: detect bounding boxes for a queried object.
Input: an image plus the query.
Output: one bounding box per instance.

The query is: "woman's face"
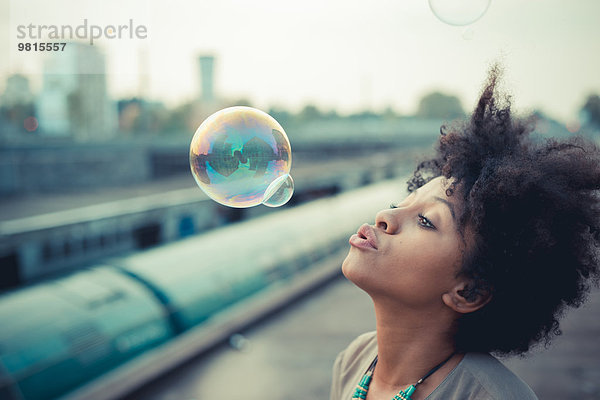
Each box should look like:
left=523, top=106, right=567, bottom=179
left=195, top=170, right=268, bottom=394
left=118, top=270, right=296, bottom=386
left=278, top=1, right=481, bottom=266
left=342, top=176, right=468, bottom=309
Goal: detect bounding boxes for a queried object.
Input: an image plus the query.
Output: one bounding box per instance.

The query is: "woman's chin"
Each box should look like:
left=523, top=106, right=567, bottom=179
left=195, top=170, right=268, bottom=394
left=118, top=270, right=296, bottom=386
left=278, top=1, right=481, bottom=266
left=341, top=252, right=357, bottom=280
left=342, top=254, right=372, bottom=291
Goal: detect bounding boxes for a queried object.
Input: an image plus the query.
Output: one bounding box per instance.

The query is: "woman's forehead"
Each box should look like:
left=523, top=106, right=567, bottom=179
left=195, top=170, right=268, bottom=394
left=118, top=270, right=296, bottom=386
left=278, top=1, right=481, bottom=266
left=419, top=176, right=454, bottom=196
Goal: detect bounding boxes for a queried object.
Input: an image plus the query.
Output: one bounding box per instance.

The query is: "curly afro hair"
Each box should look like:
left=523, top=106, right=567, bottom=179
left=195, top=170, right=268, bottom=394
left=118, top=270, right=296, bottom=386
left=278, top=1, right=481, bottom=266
left=408, top=64, right=600, bottom=356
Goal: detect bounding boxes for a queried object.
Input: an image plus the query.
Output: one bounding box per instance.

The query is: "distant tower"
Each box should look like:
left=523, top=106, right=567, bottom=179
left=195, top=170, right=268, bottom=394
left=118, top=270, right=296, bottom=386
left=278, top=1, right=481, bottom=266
left=198, top=55, right=215, bottom=104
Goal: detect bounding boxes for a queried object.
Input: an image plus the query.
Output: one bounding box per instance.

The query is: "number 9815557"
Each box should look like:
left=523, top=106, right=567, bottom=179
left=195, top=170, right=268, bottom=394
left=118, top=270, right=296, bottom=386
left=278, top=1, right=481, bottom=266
left=17, top=42, right=66, bottom=51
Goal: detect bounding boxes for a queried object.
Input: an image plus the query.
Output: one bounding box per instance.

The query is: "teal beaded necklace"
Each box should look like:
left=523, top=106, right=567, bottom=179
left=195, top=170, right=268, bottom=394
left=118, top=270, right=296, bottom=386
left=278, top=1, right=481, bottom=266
left=352, top=352, right=456, bottom=400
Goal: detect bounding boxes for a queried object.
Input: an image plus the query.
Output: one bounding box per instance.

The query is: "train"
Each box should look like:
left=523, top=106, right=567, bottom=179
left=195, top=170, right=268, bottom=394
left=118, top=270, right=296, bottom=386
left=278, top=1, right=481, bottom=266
left=0, top=178, right=406, bottom=400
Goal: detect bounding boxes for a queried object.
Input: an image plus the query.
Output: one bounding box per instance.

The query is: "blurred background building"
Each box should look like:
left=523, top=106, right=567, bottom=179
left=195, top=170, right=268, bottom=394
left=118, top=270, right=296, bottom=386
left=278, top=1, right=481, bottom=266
left=198, top=55, right=216, bottom=105
left=36, top=43, right=117, bottom=141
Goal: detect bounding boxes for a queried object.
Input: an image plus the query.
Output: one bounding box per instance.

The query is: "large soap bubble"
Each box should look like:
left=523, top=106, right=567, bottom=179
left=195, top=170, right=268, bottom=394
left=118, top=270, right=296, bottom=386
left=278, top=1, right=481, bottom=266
left=190, top=106, right=294, bottom=208
left=428, top=0, right=491, bottom=26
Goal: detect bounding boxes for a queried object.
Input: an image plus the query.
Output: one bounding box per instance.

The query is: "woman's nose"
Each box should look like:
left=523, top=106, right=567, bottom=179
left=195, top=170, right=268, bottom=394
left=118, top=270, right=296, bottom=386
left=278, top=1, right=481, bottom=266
left=375, top=209, right=399, bottom=234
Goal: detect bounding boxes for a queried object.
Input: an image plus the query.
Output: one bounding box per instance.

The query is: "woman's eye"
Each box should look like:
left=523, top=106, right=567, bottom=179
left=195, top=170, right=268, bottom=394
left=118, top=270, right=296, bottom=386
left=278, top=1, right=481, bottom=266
left=389, top=203, right=398, bottom=209
left=418, top=214, right=436, bottom=229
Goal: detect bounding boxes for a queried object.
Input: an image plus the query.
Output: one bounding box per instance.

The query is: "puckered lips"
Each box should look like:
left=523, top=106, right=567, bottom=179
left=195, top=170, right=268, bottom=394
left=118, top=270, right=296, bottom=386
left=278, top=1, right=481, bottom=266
left=349, top=223, right=378, bottom=250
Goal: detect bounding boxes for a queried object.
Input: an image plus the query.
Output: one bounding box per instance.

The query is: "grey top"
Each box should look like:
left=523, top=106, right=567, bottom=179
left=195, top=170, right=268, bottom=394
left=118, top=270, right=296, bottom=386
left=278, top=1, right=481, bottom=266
left=330, top=331, right=538, bottom=400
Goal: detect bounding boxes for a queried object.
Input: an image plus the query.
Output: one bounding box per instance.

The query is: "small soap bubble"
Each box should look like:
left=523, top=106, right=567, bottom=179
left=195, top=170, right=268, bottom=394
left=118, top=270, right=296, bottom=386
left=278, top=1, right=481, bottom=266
left=229, top=333, right=251, bottom=352
left=566, top=120, right=581, bottom=134
left=189, top=106, right=294, bottom=208
left=462, top=26, right=475, bottom=40
left=263, top=174, right=294, bottom=207
left=429, top=0, right=491, bottom=26
left=24, top=116, right=38, bottom=132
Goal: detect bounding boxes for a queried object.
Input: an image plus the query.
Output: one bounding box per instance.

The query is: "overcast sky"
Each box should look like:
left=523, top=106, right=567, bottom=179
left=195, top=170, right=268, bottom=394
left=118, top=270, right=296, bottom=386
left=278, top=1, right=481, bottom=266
left=2, top=0, right=600, bottom=123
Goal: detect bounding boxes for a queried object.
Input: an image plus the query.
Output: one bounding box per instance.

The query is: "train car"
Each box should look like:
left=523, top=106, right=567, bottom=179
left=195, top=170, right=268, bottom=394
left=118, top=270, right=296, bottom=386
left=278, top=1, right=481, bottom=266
left=0, top=267, right=174, bottom=400
left=0, top=177, right=406, bottom=400
left=111, top=174, right=404, bottom=331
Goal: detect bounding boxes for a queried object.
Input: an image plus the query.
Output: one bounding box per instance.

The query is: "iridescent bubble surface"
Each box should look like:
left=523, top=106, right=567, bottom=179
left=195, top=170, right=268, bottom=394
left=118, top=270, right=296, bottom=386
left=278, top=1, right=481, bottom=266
left=189, top=106, right=293, bottom=208
left=263, top=174, right=294, bottom=208
left=428, top=0, right=491, bottom=26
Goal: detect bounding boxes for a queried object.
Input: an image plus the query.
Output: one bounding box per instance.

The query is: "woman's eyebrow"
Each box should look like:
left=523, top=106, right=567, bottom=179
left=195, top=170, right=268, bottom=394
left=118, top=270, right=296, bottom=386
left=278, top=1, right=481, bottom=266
left=433, top=196, right=456, bottom=223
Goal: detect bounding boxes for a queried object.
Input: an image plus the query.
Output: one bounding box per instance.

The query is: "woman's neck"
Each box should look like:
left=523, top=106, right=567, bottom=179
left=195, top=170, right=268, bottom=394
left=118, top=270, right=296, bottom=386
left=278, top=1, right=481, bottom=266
left=368, top=300, right=462, bottom=400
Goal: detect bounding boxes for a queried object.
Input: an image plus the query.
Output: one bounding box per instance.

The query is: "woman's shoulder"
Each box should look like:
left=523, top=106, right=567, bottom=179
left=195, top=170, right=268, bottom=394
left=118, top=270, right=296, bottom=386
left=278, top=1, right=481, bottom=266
left=330, top=331, right=378, bottom=400
left=432, top=352, right=538, bottom=400
left=342, top=331, right=377, bottom=357
left=336, top=331, right=377, bottom=371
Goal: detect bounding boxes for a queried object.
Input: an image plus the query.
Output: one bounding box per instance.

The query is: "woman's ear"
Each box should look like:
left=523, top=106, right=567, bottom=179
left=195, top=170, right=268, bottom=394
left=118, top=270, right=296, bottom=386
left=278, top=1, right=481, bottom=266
left=442, top=280, right=491, bottom=314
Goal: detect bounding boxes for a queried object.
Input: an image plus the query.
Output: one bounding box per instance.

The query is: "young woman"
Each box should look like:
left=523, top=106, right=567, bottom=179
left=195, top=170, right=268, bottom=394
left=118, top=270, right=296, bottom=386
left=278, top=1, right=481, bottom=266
left=330, top=65, right=600, bottom=400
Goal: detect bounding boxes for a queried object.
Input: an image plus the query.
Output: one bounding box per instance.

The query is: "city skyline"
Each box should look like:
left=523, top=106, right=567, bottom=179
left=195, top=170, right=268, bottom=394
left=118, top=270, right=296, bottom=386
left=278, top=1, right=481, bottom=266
left=1, top=0, right=600, bottom=124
